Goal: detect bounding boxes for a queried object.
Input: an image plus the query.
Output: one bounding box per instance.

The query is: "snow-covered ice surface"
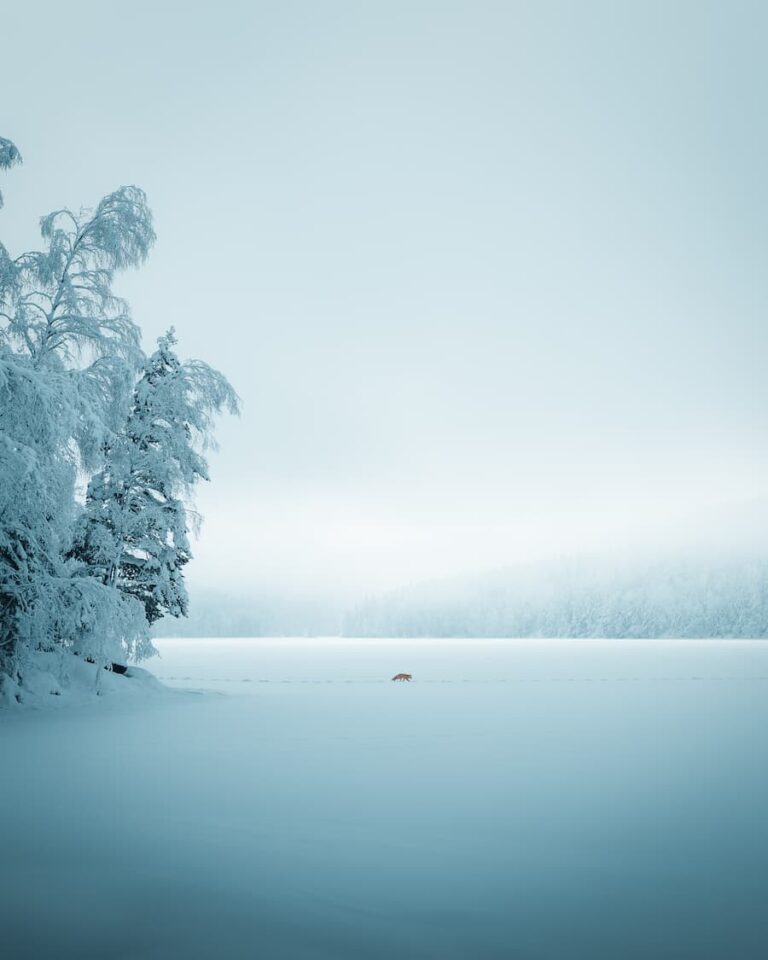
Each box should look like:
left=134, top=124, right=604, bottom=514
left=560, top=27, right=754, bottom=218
left=2, top=638, right=768, bottom=959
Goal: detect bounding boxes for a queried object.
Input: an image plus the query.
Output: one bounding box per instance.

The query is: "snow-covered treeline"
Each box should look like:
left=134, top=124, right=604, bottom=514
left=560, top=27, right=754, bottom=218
left=343, top=556, right=768, bottom=639
left=0, top=139, right=238, bottom=698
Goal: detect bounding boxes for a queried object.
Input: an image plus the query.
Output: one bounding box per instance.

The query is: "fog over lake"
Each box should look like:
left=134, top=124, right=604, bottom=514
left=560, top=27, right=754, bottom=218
left=4, top=0, right=768, bottom=606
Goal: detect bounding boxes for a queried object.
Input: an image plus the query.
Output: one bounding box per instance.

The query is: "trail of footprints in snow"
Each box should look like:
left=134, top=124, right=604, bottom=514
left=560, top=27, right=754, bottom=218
left=158, top=675, right=768, bottom=684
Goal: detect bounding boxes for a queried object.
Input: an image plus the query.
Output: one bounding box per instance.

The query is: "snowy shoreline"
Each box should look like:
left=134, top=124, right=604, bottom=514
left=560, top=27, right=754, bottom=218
left=6, top=636, right=768, bottom=710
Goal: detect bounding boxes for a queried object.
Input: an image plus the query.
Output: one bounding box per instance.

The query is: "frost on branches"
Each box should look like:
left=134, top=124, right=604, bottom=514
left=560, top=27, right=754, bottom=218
left=71, top=330, right=239, bottom=628
left=0, top=136, right=21, bottom=210
left=0, top=138, right=238, bottom=698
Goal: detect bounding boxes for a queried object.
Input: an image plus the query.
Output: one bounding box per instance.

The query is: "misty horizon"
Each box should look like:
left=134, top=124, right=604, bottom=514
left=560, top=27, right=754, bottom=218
left=4, top=0, right=767, bottom=605
left=152, top=513, right=768, bottom=639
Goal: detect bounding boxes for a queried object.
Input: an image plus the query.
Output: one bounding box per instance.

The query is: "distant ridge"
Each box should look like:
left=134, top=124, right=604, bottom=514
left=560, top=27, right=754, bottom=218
left=157, top=549, right=768, bottom=639
left=343, top=553, right=768, bottom=639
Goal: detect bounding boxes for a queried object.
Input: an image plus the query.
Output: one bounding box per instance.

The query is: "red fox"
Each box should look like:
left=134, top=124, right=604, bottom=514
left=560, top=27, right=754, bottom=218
left=391, top=673, right=412, bottom=682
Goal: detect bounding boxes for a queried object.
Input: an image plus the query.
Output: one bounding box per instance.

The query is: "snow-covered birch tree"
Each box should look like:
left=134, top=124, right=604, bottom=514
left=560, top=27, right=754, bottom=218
left=1, top=139, right=239, bottom=697
left=0, top=155, right=155, bottom=681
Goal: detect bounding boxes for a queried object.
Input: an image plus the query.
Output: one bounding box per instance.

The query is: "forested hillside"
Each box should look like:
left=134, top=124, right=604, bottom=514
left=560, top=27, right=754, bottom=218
left=344, top=556, right=768, bottom=639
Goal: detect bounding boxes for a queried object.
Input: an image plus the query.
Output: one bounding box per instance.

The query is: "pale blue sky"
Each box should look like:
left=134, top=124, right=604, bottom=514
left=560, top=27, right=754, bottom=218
left=3, top=1, right=766, bottom=595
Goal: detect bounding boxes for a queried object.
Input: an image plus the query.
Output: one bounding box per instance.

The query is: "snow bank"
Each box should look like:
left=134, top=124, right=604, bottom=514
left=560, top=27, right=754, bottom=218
left=0, top=650, right=169, bottom=710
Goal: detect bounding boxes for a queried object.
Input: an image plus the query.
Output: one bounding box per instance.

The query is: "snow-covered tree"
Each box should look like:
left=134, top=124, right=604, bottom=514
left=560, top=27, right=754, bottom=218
left=0, top=137, right=22, bottom=321
left=71, top=330, right=239, bottom=630
left=0, top=161, right=155, bottom=681
left=0, top=136, right=21, bottom=210
left=1, top=140, right=239, bottom=696
left=2, top=185, right=151, bottom=372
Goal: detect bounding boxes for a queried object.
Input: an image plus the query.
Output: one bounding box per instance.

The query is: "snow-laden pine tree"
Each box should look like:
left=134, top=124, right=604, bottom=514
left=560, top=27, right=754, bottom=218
left=0, top=154, right=155, bottom=685
left=71, top=330, right=239, bottom=631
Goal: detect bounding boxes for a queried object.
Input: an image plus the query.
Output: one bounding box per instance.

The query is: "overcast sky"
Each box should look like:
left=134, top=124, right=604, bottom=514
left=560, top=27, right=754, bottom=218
left=3, top=1, right=767, bottom=598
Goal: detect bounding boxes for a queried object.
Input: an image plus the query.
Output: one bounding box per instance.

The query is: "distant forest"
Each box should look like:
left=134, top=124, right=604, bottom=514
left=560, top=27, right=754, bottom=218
left=155, top=556, right=768, bottom=639
left=345, top=557, right=768, bottom=639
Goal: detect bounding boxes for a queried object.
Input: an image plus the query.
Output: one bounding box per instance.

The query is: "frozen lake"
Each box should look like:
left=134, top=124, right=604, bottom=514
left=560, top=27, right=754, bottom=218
left=3, top=638, right=768, bottom=959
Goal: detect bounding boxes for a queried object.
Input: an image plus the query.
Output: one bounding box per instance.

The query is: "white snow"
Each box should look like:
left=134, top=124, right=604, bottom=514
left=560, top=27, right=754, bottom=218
left=2, top=638, right=768, bottom=959
left=0, top=650, right=170, bottom=710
